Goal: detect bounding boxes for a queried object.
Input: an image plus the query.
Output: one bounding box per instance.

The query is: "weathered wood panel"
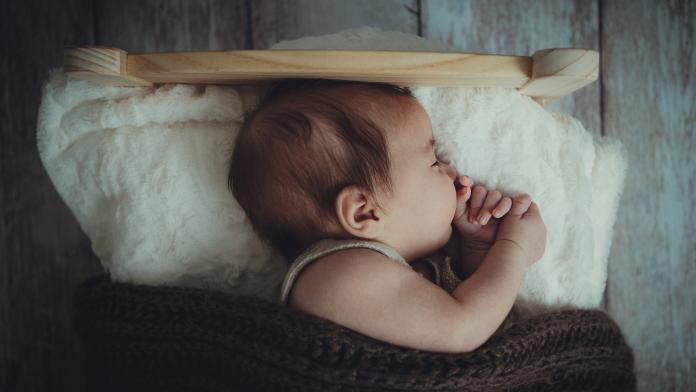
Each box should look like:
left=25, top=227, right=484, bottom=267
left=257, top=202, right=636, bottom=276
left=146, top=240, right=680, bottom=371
left=1, top=0, right=100, bottom=391
left=95, top=0, right=249, bottom=52
left=250, top=0, right=418, bottom=49
left=602, top=0, right=696, bottom=391
left=421, top=0, right=601, bottom=139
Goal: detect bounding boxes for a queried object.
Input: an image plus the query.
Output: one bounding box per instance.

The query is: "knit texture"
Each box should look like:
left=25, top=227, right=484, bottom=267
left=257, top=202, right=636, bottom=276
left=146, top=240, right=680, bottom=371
left=74, top=275, right=636, bottom=392
left=438, top=254, right=464, bottom=294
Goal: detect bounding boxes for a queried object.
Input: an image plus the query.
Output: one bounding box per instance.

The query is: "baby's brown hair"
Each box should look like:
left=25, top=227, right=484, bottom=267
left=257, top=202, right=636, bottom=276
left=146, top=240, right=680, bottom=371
left=228, top=78, right=415, bottom=263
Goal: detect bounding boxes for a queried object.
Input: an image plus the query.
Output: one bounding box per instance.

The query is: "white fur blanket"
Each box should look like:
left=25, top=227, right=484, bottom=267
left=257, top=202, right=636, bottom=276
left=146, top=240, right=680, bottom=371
left=36, top=27, right=627, bottom=313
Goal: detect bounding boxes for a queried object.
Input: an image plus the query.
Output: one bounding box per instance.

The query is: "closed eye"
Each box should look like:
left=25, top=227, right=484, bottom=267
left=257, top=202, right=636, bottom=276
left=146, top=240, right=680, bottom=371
left=432, top=160, right=440, bottom=167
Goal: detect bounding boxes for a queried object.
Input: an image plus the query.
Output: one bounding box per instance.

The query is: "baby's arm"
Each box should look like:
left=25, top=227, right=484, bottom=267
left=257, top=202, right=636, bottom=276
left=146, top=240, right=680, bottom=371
left=290, top=236, right=530, bottom=354
left=457, top=242, right=490, bottom=280
left=290, top=244, right=526, bottom=354
left=450, top=239, right=527, bottom=350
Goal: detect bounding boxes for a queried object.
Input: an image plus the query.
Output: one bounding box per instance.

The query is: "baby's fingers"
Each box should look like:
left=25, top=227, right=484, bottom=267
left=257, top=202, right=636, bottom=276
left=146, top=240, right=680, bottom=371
left=475, top=190, right=502, bottom=224
left=509, top=194, right=532, bottom=216
left=468, top=185, right=487, bottom=223
left=491, top=197, right=512, bottom=218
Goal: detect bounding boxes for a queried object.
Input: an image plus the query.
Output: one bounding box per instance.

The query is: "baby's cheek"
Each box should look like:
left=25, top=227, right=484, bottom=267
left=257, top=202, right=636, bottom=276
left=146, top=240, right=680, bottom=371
left=446, top=188, right=458, bottom=221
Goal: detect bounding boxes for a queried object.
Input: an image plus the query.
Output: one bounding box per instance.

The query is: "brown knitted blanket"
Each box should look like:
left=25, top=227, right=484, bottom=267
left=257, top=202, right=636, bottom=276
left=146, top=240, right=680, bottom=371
left=74, top=275, right=636, bottom=391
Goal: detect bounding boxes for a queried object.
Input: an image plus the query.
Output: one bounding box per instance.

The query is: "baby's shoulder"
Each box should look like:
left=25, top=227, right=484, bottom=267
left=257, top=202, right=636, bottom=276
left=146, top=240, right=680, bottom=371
left=289, top=248, right=411, bottom=316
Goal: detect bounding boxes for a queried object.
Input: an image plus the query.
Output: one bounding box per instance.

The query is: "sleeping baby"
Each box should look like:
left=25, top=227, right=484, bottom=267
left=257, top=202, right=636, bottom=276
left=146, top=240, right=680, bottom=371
left=228, top=78, right=547, bottom=353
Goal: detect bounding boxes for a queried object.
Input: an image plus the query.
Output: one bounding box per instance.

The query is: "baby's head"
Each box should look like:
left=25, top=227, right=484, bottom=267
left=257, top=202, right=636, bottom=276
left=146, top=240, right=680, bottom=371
left=228, top=79, right=459, bottom=264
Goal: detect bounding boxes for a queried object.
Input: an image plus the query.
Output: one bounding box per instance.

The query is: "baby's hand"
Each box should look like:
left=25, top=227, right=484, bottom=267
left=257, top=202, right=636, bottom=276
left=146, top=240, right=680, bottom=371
left=495, top=195, right=547, bottom=267
left=453, top=175, right=513, bottom=246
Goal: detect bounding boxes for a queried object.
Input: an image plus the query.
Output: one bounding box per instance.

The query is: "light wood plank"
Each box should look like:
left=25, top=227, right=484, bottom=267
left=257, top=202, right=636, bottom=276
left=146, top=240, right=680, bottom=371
left=1, top=1, right=100, bottom=391
left=63, top=46, right=151, bottom=86
left=602, top=0, right=696, bottom=390
left=518, top=48, right=599, bottom=100
left=421, top=0, right=601, bottom=138
left=67, top=48, right=531, bottom=86
left=62, top=46, right=597, bottom=100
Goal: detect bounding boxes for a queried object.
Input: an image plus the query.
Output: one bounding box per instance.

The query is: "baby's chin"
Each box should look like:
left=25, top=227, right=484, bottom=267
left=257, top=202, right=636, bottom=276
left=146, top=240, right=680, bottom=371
left=426, top=224, right=453, bottom=254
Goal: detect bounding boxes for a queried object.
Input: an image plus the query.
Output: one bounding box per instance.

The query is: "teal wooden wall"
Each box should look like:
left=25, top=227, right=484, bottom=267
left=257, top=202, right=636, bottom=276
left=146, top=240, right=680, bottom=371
left=1, top=1, right=693, bottom=390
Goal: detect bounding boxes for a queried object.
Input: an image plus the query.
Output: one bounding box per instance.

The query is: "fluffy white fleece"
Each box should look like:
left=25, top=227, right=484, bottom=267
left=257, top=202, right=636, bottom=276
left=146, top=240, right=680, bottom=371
left=36, top=26, right=627, bottom=313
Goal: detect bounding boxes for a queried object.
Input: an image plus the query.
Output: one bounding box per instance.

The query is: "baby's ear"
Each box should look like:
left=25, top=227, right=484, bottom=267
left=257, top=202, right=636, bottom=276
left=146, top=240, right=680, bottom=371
left=334, top=186, right=384, bottom=239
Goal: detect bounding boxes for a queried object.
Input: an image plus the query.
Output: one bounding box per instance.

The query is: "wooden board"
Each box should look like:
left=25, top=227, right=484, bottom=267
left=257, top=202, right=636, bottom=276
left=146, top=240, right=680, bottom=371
left=62, top=46, right=599, bottom=103
left=249, top=0, right=419, bottom=49
left=0, top=1, right=100, bottom=391
left=602, top=0, right=696, bottom=390
left=94, top=0, right=248, bottom=52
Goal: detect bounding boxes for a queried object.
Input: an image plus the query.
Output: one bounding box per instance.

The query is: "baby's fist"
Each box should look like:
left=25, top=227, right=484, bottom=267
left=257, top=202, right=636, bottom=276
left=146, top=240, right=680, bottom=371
left=453, top=176, right=512, bottom=229
left=495, top=195, right=547, bottom=267
left=467, top=185, right=513, bottom=225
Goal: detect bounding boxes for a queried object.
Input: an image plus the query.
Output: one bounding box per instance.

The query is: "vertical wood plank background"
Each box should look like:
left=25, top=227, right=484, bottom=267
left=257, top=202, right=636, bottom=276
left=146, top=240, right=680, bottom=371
left=602, top=0, right=695, bottom=390
left=1, top=0, right=693, bottom=391
left=1, top=1, right=101, bottom=391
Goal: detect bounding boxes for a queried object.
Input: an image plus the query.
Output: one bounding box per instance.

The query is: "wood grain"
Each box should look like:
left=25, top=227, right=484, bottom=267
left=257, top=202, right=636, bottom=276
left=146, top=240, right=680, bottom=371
left=250, top=0, right=419, bottom=49
left=61, top=46, right=598, bottom=104
left=0, top=0, right=100, bottom=391
left=602, top=0, right=696, bottom=390
left=421, top=0, right=601, bottom=137
left=95, top=0, right=249, bottom=52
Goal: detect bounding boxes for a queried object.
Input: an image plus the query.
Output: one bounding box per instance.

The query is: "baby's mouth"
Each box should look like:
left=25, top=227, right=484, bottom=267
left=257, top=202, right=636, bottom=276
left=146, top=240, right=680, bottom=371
left=454, top=178, right=463, bottom=191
